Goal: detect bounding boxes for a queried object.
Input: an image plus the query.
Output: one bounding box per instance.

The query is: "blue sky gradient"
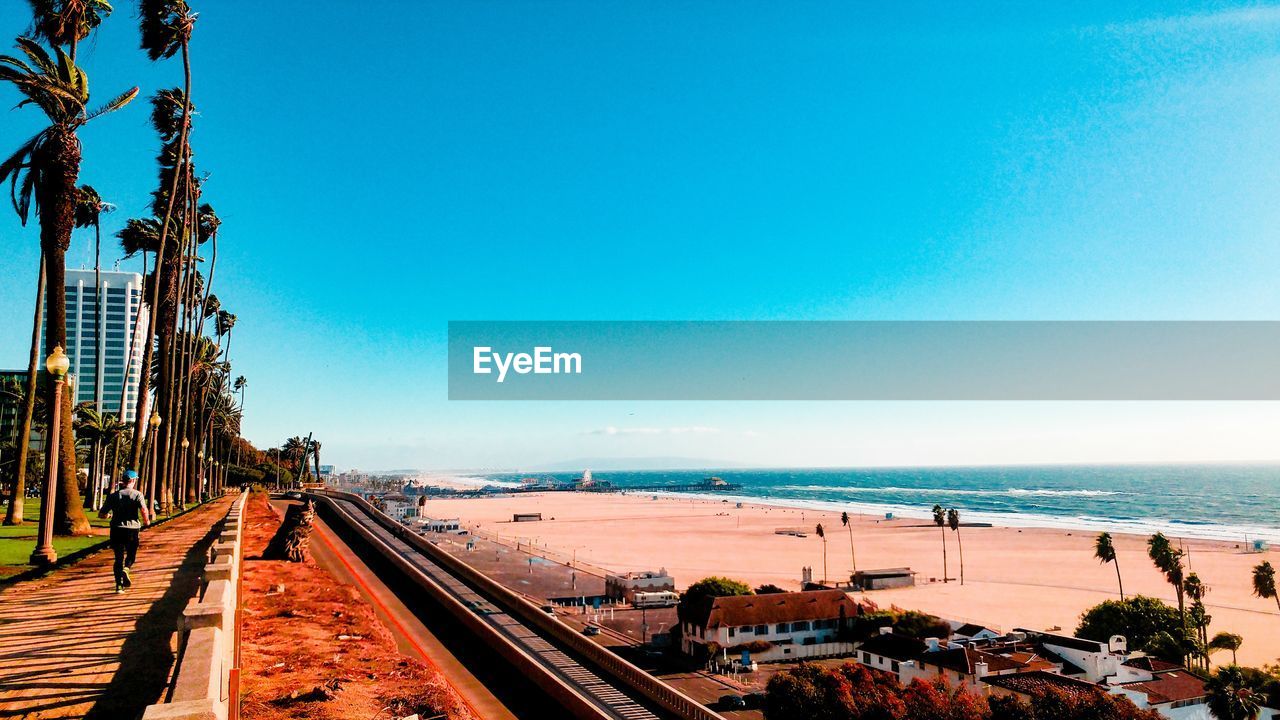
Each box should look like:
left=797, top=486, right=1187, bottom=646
left=2, top=2, right=1279, bottom=470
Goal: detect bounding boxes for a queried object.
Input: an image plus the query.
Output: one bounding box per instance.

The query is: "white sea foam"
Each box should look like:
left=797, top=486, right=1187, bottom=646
left=776, top=485, right=1124, bottom=498
left=634, top=489, right=1280, bottom=544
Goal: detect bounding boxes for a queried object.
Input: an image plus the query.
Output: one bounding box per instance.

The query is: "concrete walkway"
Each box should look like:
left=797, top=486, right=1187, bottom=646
left=0, top=497, right=232, bottom=719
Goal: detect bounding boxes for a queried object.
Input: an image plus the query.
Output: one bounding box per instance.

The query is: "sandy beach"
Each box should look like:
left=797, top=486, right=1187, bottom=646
left=416, top=491, right=1280, bottom=667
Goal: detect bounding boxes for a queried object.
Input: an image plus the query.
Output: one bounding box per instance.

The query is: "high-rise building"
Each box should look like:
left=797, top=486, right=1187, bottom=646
left=41, top=269, right=149, bottom=422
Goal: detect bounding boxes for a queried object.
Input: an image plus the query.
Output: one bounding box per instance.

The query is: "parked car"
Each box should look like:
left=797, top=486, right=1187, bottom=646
left=744, top=692, right=766, bottom=709
left=541, top=604, right=556, bottom=614
left=284, top=491, right=302, bottom=499
left=582, top=625, right=601, bottom=636
left=719, top=694, right=746, bottom=709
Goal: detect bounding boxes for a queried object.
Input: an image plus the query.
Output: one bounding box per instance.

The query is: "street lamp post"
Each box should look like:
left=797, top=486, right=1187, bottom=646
left=30, top=347, right=69, bottom=566
left=180, top=437, right=189, bottom=507
left=148, top=412, right=161, bottom=514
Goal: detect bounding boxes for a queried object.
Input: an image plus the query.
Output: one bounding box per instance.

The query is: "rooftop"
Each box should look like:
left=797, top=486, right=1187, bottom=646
left=1119, top=671, right=1208, bottom=705
left=858, top=632, right=928, bottom=662
left=1122, top=656, right=1184, bottom=673
left=689, top=589, right=859, bottom=630
left=918, top=647, right=1025, bottom=675
left=982, top=670, right=1102, bottom=699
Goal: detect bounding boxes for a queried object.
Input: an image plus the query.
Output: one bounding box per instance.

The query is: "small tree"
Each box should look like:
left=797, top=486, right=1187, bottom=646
left=677, top=576, right=752, bottom=622
left=1253, top=561, right=1279, bottom=612
left=841, top=510, right=857, bottom=576
left=947, top=508, right=964, bottom=585
left=815, top=522, right=827, bottom=585
left=1208, top=632, right=1243, bottom=665
left=1076, top=595, right=1185, bottom=659
left=1206, top=666, right=1263, bottom=720
left=1095, top=532, right=1124, bottom=599
left=932, top=504, right=948, bottom=583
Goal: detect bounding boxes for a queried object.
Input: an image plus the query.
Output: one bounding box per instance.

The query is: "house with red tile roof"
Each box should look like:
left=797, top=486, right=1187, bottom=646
left=680, top=589, right=860, bottom=664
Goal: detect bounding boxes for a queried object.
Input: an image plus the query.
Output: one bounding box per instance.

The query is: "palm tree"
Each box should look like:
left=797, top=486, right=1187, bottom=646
left=232, top=374, right=245, bottom=466
left=0, top=38, right=138, bottom=535
left=1206, top=666, right=1262, bottom=720
left=932, top=504, right=948, bottom=583
left=216, top=310, right=236, bottom=358
left=947, top=507, right=965, bottom=585
left=1148, top=533, right=1187, bottom=625
left=24, top=0, right=114, bottom=61
left=8, top=0, right=113, bottom=531
left=1184, top=573, right=1211, bottom=672
left=283, top=436, right=307, bottom=479
left=74, top=406, right=126, bottom=509
left=815, top=522, right=827, bottom=585
left=841, top=510, right=857, bottom=577
left=1094, top=532, right=1124, bottom=599
left=1252, top=561, right=1279, bottom=612
left=1208, top=632, right=1243, bottom=666
left=3, top=268, right=42, bottom=526
left=74, top=184, right=111, bottom=414
left=311, top=439, right=322, bottom=482
left=128, top=0, right=196, bottom=475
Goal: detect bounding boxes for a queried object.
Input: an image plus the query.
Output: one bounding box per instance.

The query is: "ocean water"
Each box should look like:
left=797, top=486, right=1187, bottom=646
left=482, top=464, right=1280, bottom=543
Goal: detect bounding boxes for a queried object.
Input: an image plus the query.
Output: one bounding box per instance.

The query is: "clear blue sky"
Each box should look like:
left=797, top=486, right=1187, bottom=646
left=2, top=2, right=1279, bottom=471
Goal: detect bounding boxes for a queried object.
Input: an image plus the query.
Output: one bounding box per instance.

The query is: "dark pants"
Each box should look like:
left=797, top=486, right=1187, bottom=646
left=110, top=527, right=140, bottom=586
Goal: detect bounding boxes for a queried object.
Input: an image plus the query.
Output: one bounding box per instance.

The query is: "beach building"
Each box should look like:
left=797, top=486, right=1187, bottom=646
left=899, top=639, right=1032, bottom=691
left=681, top=589, right=859, bottom=664
left=854, top=629, right=926, bottom=675
left=605, top=569, right=675, bottom=602
left=851, top=567, right=916, bottom=590
left=949, top=622, right=1001, bottom=641
left=1011, top=629, right=1128, bottom=683
left=382, top=498, right=418, bottom=522
left=513, top=512, right=542, bottom=522
left=42, top=269, right=148, bottom=421
left=413, top=517, right=462, bottom=533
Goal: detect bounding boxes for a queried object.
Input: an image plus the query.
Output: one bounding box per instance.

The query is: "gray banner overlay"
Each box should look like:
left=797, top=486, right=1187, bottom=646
left=448, top=321, right=1280, bottom=400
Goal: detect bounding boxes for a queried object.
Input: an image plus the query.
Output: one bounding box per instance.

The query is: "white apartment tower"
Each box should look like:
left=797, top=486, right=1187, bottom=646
left=41, top=269, right=149, bottom=422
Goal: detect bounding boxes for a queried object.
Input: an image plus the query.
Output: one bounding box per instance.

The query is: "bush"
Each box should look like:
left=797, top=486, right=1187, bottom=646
left=1076, top=596, right=1185, bottom=661
left=677, top=576, right=753, bottom=621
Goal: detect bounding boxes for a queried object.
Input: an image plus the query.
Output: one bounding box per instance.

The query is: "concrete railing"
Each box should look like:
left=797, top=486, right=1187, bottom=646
left=143, top=490, right=248, bottom=720
left=315, top=489, right=727, bottom=720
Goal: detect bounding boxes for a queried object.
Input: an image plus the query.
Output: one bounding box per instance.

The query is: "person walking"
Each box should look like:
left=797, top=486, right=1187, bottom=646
left=98, top=470, right=152, bottom=593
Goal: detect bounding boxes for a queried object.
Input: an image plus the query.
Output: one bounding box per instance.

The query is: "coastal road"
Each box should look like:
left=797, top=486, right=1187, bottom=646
left=312, top=493, right=691, bottom=720
left=273, top=498, right=521, bottom=719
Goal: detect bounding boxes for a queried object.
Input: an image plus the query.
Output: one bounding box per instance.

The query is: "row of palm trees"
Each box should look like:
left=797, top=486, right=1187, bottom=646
left=810, top=506, right=966, bottom=588
left=0, top=0, right=251, bottom=540
left=1093, top=531, right=1278, bottom=672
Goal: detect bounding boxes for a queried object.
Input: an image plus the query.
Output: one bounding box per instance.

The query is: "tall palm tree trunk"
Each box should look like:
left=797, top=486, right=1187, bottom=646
left=37, top=127, right=90, bottom=535
left=93, top=219, right=102, bottom=414
left=846, top=524, right=857, bottom=576
left=940, top=525, right=949, bottom=583
left=955, top=527, right=965, bottom=585
left=1114, top=556, right=1125, bottom=600
left=129, top=42, right=193, bottom=472
left=4, top=255, right=44, bottom=526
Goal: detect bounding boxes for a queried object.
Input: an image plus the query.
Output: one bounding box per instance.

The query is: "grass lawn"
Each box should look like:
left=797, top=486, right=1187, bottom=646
left=0, top=499, right=112, bottom=577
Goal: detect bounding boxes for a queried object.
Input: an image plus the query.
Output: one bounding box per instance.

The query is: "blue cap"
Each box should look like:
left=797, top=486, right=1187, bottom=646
left=125, top=470, right=139, bottom=480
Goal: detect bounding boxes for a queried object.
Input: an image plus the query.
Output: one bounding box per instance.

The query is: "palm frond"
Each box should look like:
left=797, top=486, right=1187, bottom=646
left=83, top=85, right=138, bottom=122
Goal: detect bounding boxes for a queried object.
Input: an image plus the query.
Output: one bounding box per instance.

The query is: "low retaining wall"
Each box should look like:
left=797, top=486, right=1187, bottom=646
left=142, top=490, right=247, bottom=720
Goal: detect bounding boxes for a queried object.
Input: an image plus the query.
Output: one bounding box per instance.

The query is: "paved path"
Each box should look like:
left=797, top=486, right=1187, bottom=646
left=0, top=498, right=232, bottom=720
